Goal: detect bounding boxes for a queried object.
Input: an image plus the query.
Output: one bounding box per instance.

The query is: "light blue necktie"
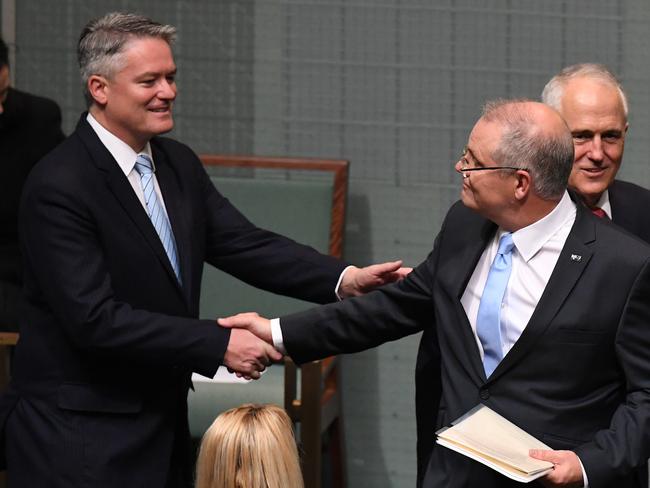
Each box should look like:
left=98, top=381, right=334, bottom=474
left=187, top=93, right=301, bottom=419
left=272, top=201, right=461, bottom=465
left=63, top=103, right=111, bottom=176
left=476, top=232, right=514, bottom=377
left=134, top=154, right=182, bottom=284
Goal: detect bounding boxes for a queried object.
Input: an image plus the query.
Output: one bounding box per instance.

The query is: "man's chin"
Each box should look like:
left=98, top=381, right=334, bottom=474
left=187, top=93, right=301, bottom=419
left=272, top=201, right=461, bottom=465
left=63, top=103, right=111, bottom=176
left=152, top=120, right=174, bottom=136
left=571, top=181, right=610, bottom=207
left=460, top=193, right=478, bottom=211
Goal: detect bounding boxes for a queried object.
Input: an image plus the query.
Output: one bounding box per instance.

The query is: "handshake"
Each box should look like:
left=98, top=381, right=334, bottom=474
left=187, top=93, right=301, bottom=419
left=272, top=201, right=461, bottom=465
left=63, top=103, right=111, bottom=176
left=217, top=259, right=412, bottom=379
left=219, top=313, right=279, bottom=380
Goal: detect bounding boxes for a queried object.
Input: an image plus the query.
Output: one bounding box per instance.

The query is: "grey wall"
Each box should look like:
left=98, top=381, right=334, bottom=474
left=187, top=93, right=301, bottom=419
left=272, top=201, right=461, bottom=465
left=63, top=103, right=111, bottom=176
left=5, top=1, right=650, bottom=487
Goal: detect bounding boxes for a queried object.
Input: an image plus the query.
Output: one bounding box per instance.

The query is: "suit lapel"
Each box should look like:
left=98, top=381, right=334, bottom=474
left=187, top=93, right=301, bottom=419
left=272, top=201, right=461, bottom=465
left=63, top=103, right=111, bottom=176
left=76, top=117, right=187, bottom=303
left=607, top=181, right=635, bottom=232
left=441, top=216, right=498, bottom=385
left=488, top=205, right=595, bottom=382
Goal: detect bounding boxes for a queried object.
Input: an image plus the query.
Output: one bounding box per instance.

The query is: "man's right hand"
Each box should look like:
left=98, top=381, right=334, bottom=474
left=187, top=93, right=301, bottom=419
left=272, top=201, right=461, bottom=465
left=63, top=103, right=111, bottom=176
left=223, top=327, right=282, bottom=379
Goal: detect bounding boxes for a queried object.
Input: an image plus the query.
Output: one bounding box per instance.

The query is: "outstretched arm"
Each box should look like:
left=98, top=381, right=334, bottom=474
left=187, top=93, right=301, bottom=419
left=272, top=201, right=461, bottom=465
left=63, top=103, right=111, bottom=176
left=218, top=256, right=433, bottom=365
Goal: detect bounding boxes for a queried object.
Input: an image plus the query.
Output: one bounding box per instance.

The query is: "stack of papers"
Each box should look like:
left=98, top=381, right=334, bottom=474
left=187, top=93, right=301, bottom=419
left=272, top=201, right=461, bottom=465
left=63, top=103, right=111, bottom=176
left=436, top=405, right=554, bottom=483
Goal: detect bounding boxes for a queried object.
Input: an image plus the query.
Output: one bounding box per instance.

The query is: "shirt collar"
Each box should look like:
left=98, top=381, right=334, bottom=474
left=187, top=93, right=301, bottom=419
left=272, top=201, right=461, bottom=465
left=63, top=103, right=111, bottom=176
left=508, top=191, right=576, bottom=262
left=86, top=113, right=154, bottom=176
left=592, top=189, right=612, bottom=219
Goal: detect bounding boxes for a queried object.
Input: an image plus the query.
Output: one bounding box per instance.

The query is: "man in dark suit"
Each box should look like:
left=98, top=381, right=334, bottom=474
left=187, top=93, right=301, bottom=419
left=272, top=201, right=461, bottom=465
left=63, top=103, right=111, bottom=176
left=0, top=37, right=65, bottom=329
left=542, top=63, right=650, bottom=244
left=543, top=64, right=650, bottom=488
left=0, top=13, right=407, bottom=487
left=223, top=100, right=650, bottom=487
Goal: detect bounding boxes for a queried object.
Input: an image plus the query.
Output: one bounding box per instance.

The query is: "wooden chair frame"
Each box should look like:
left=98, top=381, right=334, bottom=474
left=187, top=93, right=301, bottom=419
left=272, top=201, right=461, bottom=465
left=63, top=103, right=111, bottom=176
left=200, top=154, right=349, bottom=488
left=0, top=333, right=18, bottom=425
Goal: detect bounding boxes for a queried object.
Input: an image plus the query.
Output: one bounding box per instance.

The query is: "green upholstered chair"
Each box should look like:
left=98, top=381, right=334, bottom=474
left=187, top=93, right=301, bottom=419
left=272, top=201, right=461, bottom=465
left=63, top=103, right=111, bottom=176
left=190, top=155, right=349, bottom=488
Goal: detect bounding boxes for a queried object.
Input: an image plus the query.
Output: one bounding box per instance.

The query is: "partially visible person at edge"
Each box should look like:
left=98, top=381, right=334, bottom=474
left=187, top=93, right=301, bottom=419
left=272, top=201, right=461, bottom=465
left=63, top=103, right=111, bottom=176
left=195, top=404, right=303, bottom=488
left=0, top=37, right=65, bottom=330
left=543, top=61, right=650, bottom=488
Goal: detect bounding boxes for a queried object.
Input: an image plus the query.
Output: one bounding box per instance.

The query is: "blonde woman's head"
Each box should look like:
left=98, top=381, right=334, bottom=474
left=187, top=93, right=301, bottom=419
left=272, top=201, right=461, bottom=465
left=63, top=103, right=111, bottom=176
left=195, top=404, right=304, bottom=488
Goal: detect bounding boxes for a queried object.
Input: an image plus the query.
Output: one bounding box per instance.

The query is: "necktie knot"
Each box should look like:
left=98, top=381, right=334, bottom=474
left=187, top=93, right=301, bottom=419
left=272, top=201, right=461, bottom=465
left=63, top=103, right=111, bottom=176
left=497, top=233, right=514, bottom=256
left=135, top=154, right=154, bottom=176
left=591, top=207, right=607, bottom=219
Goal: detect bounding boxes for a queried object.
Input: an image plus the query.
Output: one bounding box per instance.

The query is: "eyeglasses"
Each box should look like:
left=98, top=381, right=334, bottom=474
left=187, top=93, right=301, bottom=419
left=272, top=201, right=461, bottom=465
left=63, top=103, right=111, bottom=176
left=458, top=149, right=528, bottom=178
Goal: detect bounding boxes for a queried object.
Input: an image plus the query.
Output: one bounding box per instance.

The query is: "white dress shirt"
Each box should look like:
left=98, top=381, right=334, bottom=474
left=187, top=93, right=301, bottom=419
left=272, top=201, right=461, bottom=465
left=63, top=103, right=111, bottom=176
left=86, top=113, right=170, bottom=216
left=461, top=191, right=576, bottom=360
left=461, top=192, right=589, bottom=486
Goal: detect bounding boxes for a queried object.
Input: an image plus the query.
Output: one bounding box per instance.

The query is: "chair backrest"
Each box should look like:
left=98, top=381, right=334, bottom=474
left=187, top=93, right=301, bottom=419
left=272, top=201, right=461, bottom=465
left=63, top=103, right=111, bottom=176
left=193, top=155, right=349, bottom=488
left=198, top=155, right=348, bottom=319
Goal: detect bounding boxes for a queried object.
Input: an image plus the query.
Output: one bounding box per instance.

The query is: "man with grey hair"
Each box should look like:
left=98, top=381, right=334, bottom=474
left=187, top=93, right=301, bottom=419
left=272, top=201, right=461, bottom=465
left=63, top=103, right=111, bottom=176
left=222, top=99, right=650, bottom=487
left=543, top=61, right=650, bottom=488
left=542, top=63, right=650, bottom=244
left=0, top=12, right=408, bottom=487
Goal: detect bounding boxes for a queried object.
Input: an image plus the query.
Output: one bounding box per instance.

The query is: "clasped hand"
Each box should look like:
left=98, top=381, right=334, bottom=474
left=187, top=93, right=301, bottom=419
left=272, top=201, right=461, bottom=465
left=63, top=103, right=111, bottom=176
left=219, top=313, right=276, bottom=380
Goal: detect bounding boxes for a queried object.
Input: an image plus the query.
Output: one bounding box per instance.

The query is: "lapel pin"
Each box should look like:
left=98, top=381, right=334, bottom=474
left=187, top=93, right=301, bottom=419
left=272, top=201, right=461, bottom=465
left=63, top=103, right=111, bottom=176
left=570, top=254, right=582, bottom=262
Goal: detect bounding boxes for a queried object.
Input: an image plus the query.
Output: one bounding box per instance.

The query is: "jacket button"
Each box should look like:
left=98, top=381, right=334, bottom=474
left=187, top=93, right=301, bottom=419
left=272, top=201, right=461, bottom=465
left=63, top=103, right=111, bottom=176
left=479, top=388, right=490, bottom=400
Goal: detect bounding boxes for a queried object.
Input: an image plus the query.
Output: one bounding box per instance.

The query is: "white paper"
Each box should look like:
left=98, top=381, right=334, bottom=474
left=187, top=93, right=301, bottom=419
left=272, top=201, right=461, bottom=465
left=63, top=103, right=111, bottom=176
left=436, top=405, right=554, bottom=483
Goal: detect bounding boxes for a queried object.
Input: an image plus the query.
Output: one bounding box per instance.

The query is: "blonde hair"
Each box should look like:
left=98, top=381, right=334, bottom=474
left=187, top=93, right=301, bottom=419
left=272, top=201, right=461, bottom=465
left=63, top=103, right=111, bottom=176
left=195, top=404, right=304, bottom=488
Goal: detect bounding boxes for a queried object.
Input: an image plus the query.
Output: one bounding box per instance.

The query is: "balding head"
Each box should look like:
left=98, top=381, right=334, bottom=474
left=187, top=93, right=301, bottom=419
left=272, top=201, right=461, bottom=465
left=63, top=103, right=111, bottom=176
left=480, top=99, right=574, bottom=200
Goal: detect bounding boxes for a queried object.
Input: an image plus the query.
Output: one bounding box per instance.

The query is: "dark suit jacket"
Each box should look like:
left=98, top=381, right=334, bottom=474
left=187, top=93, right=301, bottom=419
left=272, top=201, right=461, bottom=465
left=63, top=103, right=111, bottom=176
left=0, top=87, right=64, bottom=328
left=281, top=199, right=650, bottom=488
left=608, top=179, right=650, bottom=245
left=0, top=115, right=347, bottom=487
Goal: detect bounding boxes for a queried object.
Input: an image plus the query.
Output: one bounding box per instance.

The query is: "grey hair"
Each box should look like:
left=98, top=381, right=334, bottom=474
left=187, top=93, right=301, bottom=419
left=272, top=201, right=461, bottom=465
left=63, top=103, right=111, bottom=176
left=541, top=63, right=628, bottom=120
left=78, top=12, right=176, bottom=106
left=481, top=99, right=574, bottom=200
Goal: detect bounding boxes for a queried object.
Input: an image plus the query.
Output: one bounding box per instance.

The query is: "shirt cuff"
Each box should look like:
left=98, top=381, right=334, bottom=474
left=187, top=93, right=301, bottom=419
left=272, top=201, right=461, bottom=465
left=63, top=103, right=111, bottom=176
left=335, top=265, right=356, bottom=300
left=578, top=455, right=588, bottom=487
left=270, top=318, right=287, bottom=355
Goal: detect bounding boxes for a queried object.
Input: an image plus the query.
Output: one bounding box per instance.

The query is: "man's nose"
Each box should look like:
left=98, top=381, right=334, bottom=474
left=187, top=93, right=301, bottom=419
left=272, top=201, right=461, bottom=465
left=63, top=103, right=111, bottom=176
left=159, top=80, right=176, bottom=100
left=588, top=136, right=604, bottom=162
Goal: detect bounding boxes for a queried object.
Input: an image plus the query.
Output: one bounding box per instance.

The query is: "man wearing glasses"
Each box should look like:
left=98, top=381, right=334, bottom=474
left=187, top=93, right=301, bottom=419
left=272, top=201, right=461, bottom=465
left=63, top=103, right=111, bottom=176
left=221, top=99, right=650, bottom=487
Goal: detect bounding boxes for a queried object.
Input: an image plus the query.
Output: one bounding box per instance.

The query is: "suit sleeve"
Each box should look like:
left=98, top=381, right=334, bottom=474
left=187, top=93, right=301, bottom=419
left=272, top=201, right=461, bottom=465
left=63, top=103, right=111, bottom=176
left=197, top=160, right=348, bottom=304
left=19, top=172, right=229, bottom=378
left=280, top=239, right=438, bottom=363
left=575, top=258, right=650, bottom=487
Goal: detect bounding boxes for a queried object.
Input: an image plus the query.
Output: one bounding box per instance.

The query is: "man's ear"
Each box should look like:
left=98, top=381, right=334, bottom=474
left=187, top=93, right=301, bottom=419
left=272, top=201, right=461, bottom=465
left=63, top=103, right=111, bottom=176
left=87, top=74, right=109, bottom=106
left=513, top=169, right=531, bottom=201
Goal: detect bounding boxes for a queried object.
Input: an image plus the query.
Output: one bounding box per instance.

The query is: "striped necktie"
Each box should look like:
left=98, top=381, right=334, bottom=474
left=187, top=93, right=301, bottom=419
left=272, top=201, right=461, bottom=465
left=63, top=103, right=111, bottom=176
left=134, top=154, right=182, bottom=284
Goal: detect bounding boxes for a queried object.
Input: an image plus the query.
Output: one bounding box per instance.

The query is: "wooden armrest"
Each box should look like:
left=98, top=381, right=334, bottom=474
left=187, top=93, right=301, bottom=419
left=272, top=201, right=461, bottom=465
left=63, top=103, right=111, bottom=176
left=0, top=333, right=19, bottom=346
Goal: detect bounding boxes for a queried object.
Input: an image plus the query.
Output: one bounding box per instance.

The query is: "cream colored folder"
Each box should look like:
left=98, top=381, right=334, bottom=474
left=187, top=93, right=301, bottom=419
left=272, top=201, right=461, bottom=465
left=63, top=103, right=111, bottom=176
left=436, top=404, right=554, bottom=483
